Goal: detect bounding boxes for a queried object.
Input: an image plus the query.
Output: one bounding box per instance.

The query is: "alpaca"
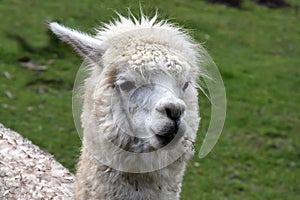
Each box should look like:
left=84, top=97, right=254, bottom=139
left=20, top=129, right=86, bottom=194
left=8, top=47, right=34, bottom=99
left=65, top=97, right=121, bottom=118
left=50, top=12, right=203, bottom=200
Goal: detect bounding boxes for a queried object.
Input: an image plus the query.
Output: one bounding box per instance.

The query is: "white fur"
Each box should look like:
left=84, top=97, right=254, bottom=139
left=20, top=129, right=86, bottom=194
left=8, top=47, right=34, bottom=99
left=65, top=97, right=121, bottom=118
left=50, top=12, right=203, bottom=200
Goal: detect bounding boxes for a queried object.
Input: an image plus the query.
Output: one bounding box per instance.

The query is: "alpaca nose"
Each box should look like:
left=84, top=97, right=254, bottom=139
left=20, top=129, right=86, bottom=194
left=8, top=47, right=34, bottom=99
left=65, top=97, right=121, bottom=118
left=157, top=100, right=186, bottom=124
left=165, top=106, right=183, bottom=122
left=155, top=100, right=186, bottom=144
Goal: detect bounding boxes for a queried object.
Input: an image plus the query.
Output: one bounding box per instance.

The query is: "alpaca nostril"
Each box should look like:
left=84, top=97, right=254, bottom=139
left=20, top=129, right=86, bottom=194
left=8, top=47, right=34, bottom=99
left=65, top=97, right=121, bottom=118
left=164, top=105, right=184, bottom=120
left=164, top=106, right=182, bottom=135
left=165, top=108, right=173, bottom=119
left=156, top=99, right=186, bottom=122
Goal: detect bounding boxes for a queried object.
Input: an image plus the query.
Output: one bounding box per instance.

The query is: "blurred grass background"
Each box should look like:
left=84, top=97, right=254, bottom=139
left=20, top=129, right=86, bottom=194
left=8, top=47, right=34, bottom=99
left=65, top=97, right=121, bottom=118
left=0, top=0, right=299, bottom=199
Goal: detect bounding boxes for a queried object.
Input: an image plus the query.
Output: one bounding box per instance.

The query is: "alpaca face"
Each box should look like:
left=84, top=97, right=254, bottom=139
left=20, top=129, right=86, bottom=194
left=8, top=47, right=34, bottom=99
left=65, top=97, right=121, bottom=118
left=111, top=68, right=196, bottom=151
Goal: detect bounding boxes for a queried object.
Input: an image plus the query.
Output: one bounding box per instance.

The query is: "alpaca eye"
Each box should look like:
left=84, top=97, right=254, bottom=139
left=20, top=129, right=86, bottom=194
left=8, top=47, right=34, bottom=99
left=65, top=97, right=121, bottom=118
left=119, top=81, right=136, bottom=91
left=182, top=82, right=189, bottom=91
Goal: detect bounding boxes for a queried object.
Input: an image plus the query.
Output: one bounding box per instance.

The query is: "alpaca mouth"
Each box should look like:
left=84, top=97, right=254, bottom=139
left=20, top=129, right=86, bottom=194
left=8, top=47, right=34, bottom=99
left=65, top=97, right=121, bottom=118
left=156, top=133, right=176, bottom=146
left=155, top=119, right=183, bottom=147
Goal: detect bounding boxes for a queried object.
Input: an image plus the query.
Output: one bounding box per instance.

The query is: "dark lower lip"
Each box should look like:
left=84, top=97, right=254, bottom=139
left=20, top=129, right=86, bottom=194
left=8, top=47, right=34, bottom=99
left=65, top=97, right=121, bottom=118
left=156, top=134, right=174, bottom=146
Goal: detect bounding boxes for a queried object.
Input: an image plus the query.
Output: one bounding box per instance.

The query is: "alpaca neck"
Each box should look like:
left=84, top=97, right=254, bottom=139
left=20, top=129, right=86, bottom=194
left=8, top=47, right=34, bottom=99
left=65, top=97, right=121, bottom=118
left=74, top=149, right=187, bottom=200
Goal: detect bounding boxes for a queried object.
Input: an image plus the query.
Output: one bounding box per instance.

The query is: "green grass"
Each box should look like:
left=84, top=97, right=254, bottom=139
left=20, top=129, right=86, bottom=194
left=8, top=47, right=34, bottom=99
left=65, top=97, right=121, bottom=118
left=0, top=0, right=299, bottom=199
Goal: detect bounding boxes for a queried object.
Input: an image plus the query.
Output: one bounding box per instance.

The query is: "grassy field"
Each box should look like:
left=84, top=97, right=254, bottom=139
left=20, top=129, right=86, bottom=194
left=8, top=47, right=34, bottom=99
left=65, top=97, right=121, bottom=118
left=0, top=0, right=299, bottom=199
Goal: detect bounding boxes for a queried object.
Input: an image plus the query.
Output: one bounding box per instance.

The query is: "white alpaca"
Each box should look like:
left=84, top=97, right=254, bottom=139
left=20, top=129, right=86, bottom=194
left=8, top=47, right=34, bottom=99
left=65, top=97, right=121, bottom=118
left=50, top=13, right=203, bottom=200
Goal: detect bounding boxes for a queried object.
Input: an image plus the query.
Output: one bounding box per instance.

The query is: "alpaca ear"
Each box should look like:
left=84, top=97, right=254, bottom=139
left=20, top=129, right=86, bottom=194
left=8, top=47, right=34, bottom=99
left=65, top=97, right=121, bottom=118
left=49, top=22, right=105, bottom=62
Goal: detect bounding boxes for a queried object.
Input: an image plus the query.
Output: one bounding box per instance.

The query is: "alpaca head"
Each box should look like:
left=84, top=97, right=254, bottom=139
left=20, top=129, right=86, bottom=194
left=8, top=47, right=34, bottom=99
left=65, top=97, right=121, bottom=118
left=49, top=14, right=204, bottom=172
left=111, top=51, right=196, bottom=151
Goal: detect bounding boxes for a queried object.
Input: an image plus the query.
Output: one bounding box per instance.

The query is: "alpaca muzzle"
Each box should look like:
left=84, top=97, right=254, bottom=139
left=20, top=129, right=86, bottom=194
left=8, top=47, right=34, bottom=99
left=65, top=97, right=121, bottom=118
left=156, top=117, right=183, bottom=146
